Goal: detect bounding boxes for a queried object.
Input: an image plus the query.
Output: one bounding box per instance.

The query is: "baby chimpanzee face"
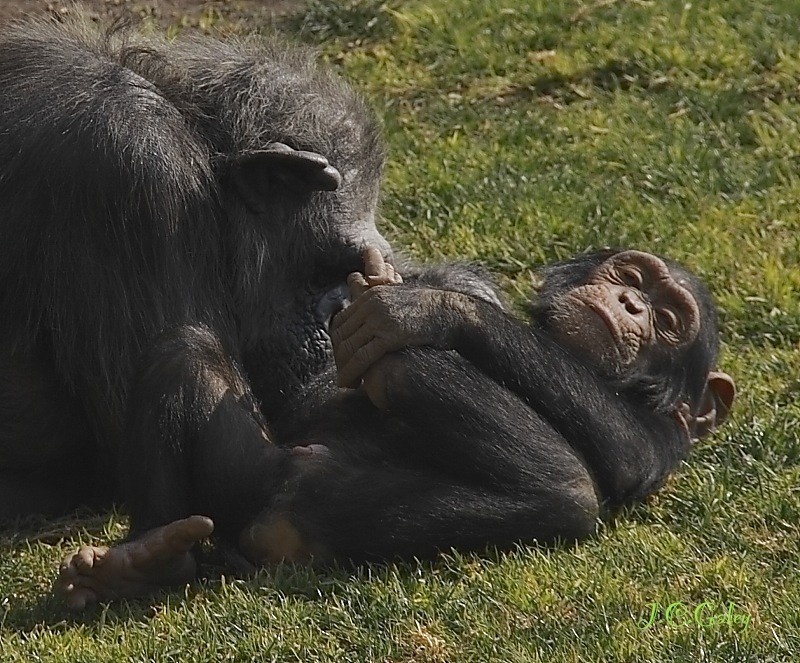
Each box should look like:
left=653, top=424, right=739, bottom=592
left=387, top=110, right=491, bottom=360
left=545, top=250, right=701, bottom=378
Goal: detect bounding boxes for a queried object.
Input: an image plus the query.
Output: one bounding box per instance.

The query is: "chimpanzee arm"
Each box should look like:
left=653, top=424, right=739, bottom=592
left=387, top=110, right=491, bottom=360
left=449, top=300, right=690, bottom=504
left=401, top=262, right=504, bottom=307
left=331, top=286, right=688, bottom=505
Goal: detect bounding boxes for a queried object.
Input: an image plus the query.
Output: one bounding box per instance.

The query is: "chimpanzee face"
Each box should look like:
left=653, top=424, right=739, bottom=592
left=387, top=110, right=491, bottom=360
left=546, top=250, right=701, bottom=377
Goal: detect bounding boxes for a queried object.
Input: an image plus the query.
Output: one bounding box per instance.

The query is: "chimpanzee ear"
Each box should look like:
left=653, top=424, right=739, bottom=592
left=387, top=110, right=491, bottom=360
left=231, top=143, right=342, bottom=213
left=690, top=370, right=736, bottom=439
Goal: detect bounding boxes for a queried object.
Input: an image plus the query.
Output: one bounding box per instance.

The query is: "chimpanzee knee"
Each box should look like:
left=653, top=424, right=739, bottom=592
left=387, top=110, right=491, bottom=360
left=544, top=470, right=600, bottom=541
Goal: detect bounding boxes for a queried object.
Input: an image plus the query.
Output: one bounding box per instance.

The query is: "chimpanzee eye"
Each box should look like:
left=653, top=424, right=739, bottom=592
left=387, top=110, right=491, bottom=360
left=655, top=308, right=680, bottom=333
left=619, top=267, right=642, bottom=287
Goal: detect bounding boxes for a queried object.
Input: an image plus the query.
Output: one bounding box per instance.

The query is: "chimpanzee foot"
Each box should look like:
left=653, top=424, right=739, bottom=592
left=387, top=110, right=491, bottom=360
left=239, top=512, right=328, bottom=566
left=55, top=515, right=214, bottom=609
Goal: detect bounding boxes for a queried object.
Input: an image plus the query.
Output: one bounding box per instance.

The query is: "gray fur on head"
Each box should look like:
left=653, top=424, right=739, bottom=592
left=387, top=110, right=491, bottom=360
left=0, top=12, right=388, bottom=460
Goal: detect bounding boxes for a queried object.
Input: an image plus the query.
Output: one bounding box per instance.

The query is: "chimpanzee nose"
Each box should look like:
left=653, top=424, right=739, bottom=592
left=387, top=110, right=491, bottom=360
left=619, top=290, right=646, bottom=316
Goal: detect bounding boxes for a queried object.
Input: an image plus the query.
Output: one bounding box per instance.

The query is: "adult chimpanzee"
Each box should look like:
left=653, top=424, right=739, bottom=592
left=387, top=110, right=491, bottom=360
left=0, top=16, right=388, bottom=520
left=56, top=248, right=734, bottom=608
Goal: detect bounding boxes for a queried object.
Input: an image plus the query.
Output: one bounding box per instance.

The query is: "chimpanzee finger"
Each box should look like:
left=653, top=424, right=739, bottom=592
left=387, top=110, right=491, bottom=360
left=364, top=255, right=403, bottom=287
left=73, top=546, right=102, bottom=571
left=366, top=272, right=402, bottom=287
left=146, top=515, right=215, bottom=556
left=332, top=323, right=377, bottom=376
left=672, top=403, right=693, bottom=442
left=386, top=262, right=402, bottom=284
left=362, top=246, right=386, bottom=280
left=330, top=289, right=376, bottom=338
left=347, top=272, right=369, bottom=299
left=337, top=338, right=388, bottom=388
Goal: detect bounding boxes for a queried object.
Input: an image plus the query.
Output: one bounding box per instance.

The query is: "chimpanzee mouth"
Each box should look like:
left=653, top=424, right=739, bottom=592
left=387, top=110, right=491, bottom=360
left=583, top=300, right=621, bottom=347
left=564, top=297, right=625, bottom=368
left=580, top=300, right=648, bottom=372
left=314, top=282, right=351, bottom=331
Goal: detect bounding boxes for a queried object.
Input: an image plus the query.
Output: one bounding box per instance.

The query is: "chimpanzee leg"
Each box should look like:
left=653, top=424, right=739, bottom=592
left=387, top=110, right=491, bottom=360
left=0, top=349, right=99, bottom=524
left=57, top=325, right=296, bottom=608
left=245, top=459, right=597, bottom=564
left=241, top=348, right=600, bottom=563
left=121, top=325, right=291, bottom=541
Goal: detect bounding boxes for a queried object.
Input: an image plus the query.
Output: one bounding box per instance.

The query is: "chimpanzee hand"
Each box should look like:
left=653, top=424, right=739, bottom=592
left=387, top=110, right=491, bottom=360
left=332, top=286, right=431, bottom=388
left=671, top=371, right=736, bottom=443
left=332, top=247, right=418, bottom=388
left=346, top=246, right=402, bottom=299
left=331, top=280, right=477, bottom=389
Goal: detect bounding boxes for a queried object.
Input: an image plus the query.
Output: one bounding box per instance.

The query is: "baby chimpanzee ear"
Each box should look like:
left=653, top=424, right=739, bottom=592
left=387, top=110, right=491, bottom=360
left=689, top=371, right=736, bottom=439
left=231, top=143, right=342, bottom=212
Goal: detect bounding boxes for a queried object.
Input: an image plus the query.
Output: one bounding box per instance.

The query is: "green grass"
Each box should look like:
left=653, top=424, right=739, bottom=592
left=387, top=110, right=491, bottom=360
left=2, top=0, right=799, bottom=660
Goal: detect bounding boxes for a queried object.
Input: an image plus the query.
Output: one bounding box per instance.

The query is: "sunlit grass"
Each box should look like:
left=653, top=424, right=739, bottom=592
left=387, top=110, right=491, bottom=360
left=1, top=0, right=798, bottom=660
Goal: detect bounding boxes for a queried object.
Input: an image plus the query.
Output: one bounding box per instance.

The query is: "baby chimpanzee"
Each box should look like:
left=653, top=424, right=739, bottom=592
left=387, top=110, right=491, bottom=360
left=57, top=249, right=734, bottom=608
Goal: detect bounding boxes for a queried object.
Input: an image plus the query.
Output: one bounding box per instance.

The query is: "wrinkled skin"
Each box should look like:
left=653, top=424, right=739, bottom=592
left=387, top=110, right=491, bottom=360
left=333, top=251, right=696, bottom=384
left=545, top=250, right=701, bottom=377
left=57, top=516, right=214, bottom=610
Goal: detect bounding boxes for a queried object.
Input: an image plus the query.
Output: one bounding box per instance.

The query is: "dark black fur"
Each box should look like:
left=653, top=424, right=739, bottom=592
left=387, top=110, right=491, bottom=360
left=250, top=251, right=720, bottom=561
left=0, top=16, right=387, bottom=523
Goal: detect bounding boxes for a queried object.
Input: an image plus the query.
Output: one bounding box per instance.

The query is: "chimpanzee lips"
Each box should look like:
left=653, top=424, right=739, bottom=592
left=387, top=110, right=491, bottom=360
left=315, top=282, right=351, bottom=331
left=547, top=297, right=640, bottom=377
left=582, top=300, right=622, bottom=349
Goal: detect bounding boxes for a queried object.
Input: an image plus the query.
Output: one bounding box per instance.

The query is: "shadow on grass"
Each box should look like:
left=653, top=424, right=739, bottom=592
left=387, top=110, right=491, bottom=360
left=0, top=509, right=113, bottom=548
left=501, top=59, right=659, bottom=106
left=2, top=517, right=579, bottom=632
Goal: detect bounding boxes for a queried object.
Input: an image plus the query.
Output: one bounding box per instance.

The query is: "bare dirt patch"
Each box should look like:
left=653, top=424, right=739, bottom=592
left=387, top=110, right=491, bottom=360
left=0, top=0, right=303, bottom=28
